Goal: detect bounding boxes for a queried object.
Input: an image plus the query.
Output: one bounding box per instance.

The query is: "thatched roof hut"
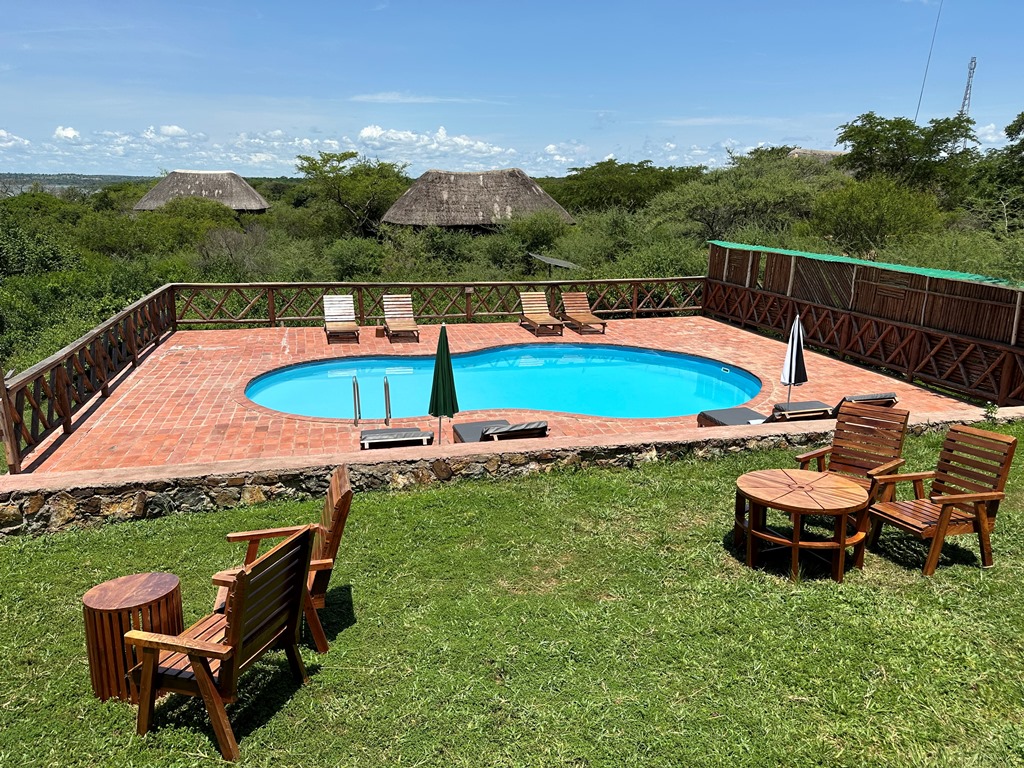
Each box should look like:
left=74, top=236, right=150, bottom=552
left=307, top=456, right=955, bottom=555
left=133, top=170, right=270, bottom=212
left=382, top=168, right=574, bottom=227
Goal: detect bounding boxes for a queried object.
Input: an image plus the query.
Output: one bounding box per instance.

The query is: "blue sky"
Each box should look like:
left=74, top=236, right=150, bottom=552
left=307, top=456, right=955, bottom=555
left=1, top=0, right=1020, bottom=178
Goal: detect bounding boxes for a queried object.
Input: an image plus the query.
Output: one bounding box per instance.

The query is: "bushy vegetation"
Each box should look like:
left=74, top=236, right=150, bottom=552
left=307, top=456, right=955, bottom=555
left=2, top=109, right=1024, bottom=374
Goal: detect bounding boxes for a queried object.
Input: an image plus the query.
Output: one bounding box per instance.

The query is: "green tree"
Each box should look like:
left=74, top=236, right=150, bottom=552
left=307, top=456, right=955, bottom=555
left=544, top=159, right=704, bottom=213
left=834, top=111, right=978, bottom=206
left=295, top=152, right=411, bottom=238
left=810, top=175, right=944, bottom=254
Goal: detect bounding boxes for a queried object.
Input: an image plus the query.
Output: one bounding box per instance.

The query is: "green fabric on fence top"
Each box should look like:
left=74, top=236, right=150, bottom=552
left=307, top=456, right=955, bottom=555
left=428, top=323, right=459, bottom=419
left=708, top=240, right=1020, bottom=288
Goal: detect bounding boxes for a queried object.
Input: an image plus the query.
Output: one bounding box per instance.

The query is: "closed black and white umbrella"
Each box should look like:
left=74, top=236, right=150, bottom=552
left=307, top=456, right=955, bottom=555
left=781, top=315, right=808, bottom=403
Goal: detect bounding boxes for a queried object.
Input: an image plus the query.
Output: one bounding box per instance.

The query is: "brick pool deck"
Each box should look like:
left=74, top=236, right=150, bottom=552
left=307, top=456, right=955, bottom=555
left=14, top=317, right=985, bottom=476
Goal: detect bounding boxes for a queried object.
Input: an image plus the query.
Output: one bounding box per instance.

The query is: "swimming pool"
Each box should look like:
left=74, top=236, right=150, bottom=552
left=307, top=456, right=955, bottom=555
left=246, top=344, right=760, bottom=420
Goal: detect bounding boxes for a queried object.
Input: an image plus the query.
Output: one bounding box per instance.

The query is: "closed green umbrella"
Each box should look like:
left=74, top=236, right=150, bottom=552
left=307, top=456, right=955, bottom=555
left=428, top=323, right=459, bottom=443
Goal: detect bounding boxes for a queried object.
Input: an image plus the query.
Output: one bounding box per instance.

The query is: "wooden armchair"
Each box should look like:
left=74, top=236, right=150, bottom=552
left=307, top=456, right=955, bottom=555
left=518, top=291, right=563, bottom=336
left=867, top=425, right=1017, bottom=576
left=559, top=292, right=606, bottom=334
left=216, top=465, right=353, bottom=653
left=125, top=525, right=316, bottom=761
left=796, top=401, right=910, bottom=502
left=383, top=294, right=420, bottom=341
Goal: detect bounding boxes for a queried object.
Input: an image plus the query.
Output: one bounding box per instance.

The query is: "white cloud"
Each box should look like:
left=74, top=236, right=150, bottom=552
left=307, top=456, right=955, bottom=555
left=0, top=128, right=30, bottom=148
left=355, top=125, right=517, bottom=168
left=159, top=125, right=188, bottom=137
left=53, top=125, right=79, bottom=140
left=977, top=123, right=1005, bottom=144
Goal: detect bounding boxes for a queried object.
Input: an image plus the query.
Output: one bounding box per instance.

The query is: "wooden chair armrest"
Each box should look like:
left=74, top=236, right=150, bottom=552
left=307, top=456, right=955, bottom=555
left=795, top=446, right=831, bottom=463
left=866, top=458, right=906, bottom=477
left=226, top=525, right=305, bottom=543
left=310, top=558, right=334, bottom=571
left=873, top=470, right=936, bottom=484
left=124, top=630, right=234, bottom=661
left=211, top=567, right=242, bottom=587
left=929, top=491, right=1005, bottom=506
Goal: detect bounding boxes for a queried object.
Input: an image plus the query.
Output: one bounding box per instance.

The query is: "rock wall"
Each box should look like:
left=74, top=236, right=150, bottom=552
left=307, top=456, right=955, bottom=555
left=0, top=417, right=991, bottom=540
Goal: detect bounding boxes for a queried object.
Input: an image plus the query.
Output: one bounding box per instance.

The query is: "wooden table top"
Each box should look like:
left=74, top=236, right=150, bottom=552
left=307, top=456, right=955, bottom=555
left=82, top=572, right=180, bottom=611
left=736, top=469, right=868, bottom=515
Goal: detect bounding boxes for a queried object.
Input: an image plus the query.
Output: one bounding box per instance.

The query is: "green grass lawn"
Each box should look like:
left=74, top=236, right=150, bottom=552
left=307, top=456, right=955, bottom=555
left=1, top=424, right=1023, bottom=767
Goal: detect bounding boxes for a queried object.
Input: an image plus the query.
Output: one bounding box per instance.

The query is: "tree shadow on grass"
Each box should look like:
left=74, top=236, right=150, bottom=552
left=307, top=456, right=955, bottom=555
left=150, top=654, right=322, bottom=749
left=721, top=523, right=867, bottom=582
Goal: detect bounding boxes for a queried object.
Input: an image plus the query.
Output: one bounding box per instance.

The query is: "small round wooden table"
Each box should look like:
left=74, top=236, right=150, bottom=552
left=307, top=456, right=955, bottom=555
left=82, top=572, right=183, bottom=702
left=735, top=469, right=869, bottom=582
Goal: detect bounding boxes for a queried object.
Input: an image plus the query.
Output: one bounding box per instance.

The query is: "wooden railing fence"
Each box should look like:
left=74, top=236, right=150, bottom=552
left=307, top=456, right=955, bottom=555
left=0, top=286, right=176, bottom=473
left=171, top=278, right=704, bottom=327
left=0, top=278, right=702, bottom=473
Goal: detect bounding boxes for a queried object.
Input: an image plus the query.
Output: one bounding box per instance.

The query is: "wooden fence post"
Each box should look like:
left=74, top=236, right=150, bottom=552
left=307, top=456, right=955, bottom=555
left=356, top=288, right=365, bottom=324
left=0, top=374, right=21, bottom=474
left=168, top=285, right=178, bottom=333
left=267, top=286, right=277, bottom=327
left=465, top=286, right=474, bottom=321
left=997, top=352, right=1015, bottom=406
left=631, top=283, right=639, bottom=319
left=55, top=366, right=74, bottom=435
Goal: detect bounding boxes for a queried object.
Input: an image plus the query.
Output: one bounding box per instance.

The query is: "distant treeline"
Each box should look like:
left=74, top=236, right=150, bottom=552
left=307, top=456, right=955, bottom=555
left=1, top=109, right=1023, bottom=376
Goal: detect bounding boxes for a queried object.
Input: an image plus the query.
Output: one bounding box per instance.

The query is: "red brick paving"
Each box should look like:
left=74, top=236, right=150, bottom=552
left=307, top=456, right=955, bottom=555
left=24, top=318, right=981, bottom=474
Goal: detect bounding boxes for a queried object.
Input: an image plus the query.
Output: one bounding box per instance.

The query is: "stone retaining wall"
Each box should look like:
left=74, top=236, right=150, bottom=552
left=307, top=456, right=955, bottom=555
left=0, top=416, right=1008, bottom=540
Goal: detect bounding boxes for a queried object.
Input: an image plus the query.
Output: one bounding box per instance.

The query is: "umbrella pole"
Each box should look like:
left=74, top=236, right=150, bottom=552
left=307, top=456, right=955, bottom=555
left=438, top=416, right=443, bottom=444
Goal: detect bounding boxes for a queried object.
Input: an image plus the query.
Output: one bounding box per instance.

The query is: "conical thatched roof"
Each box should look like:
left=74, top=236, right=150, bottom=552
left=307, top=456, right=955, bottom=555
left=382, top=168, right=574, bottom=227
left=133, top=170, right=270, bottom=212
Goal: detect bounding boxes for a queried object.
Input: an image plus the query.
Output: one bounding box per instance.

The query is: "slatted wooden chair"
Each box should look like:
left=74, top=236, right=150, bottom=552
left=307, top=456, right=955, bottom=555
left=323, top=294, right=359, bottom=342
left=867, top=425, right=1017, bottom=576
left=125, top=525, right=316, bottom=762
left=518, top=290, right=563, bottom=336
left=383, top=294, right=420, bottom=341
left=786, top=402, right=910, bottom=566
left=559, top=292, right=606, bottom=334
left=216, top=465, right=353, bottom=653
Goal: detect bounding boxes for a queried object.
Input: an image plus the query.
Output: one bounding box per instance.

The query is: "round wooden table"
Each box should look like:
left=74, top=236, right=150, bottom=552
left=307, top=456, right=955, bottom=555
left=82, top=572, right=183, bottom=702
left=735, top=469, right=870, bottom=582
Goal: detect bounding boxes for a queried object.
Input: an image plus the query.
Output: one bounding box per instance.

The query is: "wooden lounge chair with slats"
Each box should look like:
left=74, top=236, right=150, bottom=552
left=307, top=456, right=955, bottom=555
left=323, top=294, right=359, bottom=343
left=560, top=292, right=606, bottom=334
left=216, top=465, right=353, bottom=653
left=125, top=525, right=317, bottom=761
left=867, top=424, right=1017, bottom=576
left=383, top=294, right=420, bottom=341
left=518, top=290, right=563, bottom=336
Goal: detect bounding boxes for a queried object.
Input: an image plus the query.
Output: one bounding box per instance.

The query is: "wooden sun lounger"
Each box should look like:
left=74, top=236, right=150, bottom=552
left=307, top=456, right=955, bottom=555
left=383, top=294, right=420, bottom=341
left=323, top=294, right=359, bottom=342
left=519, top=291, right=563, bottom=336
left=560, top=292, right=606, bottom=334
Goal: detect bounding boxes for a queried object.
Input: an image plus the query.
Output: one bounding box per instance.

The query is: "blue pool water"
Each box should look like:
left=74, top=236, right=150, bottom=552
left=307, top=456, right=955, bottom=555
left=245, top=344, right=761, bottom=420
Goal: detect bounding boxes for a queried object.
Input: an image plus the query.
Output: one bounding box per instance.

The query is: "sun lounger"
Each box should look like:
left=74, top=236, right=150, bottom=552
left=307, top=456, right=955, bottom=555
left=359, top=427, right=434, bottom=449
left=323, top=294, right=359, bottom=342
left=697, top=400, right=833, bottom=428
left=559, top=292, right=606, bottom=334
left=452, top=420, right=549, bottom=442
left=383, top=294, right=420, bottom=341
left=830, top=392, right=898, bottom=416
left=518, top=291, right=563, bottom=336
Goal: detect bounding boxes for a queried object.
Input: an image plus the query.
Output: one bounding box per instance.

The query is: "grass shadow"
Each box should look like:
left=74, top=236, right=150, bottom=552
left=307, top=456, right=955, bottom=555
left=868, top=529, right=980, bottom=573
left=721, top=523, right=866, bottom=582
left=302, top=584, right=356, bottom=649
left=149, top=653, right=320, bottom=748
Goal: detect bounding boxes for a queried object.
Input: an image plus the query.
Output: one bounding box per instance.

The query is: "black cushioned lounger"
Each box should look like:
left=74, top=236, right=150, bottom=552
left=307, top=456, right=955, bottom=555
left=698, top=401, right=833, bottom=428
left=770, top=401, right=833, bottom=421
left=453, top=420, right=548, bottom=442
left=359, top=428, right=434, bottom=450
left=830, top=392, right=898, bottom=416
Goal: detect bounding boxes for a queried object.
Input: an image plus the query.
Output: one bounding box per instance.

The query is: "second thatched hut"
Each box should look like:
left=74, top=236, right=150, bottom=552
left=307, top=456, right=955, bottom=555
left=382, top=168, right=574, bottom=228
left=133, top=170, right=270, bottom=212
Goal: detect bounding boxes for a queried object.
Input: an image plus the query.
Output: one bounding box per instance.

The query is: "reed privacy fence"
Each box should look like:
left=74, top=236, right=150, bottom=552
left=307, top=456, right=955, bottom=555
left=0, top=278, right=702, bottom=473
left=704, top=242, right=1024, bottom=409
